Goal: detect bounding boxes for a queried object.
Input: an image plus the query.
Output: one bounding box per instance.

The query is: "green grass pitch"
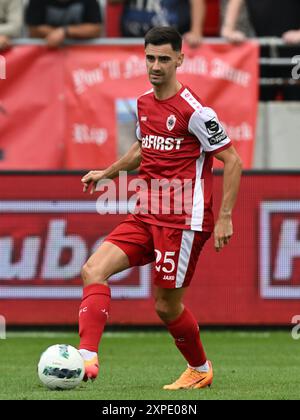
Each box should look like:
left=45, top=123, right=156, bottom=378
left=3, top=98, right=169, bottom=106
left=0, top=330, right=299, bottom=400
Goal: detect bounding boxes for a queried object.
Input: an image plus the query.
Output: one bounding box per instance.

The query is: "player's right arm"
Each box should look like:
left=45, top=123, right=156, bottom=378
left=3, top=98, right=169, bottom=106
left=81, top=140, right=142, bottom=194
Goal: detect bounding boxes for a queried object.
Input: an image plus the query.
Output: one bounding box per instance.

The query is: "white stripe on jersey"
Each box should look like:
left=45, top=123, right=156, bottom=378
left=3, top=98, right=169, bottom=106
left=191, top=153, right=205, bottom=231
left=175, top=230, right=195, bottom=288
left=180, top=88, right=203, bottom=112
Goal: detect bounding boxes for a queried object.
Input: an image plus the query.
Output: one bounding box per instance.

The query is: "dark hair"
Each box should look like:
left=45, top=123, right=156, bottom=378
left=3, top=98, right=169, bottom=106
left=144, top=26, right=182, bottom=52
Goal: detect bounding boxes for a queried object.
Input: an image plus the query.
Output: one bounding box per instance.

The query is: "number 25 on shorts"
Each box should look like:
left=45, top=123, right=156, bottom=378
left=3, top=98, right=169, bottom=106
left=154, top=250, right=176, bottom=273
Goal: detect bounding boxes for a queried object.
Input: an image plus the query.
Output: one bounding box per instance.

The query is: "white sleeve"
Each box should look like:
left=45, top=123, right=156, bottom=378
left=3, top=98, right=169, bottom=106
left=188, top=107, right=231, bottom=153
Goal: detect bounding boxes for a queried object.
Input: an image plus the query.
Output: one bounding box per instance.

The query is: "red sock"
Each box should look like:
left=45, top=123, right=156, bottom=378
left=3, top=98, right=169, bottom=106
left=166, top=307, right=207, bottom=367
left=79, top=283, right=111, bottom=353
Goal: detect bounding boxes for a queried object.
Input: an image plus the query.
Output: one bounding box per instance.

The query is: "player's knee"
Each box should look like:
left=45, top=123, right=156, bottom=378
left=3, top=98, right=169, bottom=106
left=81, top=262, right=108, bottom=286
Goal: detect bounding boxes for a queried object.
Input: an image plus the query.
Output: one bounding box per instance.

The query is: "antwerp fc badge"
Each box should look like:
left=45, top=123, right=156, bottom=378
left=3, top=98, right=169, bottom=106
left=166, top=115, right=176, bottom=131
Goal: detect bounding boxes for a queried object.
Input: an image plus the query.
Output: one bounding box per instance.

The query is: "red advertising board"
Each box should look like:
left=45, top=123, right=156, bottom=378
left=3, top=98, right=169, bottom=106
left=0, top=172, right=299, bottom=326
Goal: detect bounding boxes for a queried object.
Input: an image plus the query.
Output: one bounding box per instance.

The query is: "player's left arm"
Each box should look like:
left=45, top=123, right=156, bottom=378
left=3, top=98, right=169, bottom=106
left=213, top=145, right=243, bottom=252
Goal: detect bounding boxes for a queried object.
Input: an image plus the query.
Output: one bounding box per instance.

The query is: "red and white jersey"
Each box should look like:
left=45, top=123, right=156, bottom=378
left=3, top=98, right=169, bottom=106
left=134, top=84, right=232, bottom=232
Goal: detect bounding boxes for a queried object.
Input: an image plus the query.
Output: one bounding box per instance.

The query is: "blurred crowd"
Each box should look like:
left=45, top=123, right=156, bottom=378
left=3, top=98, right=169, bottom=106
left=0, top=0, right=300, bottom=50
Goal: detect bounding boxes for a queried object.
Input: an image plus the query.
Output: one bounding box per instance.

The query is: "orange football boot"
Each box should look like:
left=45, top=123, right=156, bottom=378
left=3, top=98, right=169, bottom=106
left=163, top=361, right=213, bottom=390
left=83, top=355, right=99, bottom=382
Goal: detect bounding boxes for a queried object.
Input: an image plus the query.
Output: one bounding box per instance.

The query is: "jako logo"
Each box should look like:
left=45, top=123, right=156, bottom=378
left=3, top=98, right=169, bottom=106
left=291, top=315, right=300, bottom=340
left=0, top=55, right=6, bottom=80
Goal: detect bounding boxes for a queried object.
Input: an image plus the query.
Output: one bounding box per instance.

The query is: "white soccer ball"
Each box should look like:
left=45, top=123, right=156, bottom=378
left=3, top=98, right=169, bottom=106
left=38, top=344, right=85, bottom=390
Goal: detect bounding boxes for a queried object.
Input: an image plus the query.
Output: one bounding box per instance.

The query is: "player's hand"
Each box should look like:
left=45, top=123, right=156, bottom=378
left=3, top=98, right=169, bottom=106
left=214, top=214, right=233, bottom=252
left=183, top=31, right=202, bottom=48
left=81, top=170, right=106, bottom=194
left=46, top=28, right=65, bottom=48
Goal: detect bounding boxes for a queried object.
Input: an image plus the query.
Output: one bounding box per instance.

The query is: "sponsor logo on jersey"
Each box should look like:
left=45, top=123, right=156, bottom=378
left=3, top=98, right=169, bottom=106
left=166, top=115, right=176, bottom=131
left=142, top=135, right=184, bottom=151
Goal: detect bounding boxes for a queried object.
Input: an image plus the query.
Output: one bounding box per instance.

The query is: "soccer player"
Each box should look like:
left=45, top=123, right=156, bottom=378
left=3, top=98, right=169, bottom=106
left=79, top=26, right=242, bottom=390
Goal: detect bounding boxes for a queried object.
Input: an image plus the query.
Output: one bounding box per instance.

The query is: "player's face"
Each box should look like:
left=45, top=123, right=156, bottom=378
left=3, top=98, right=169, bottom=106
left=145, top=43, right=183, bottom=86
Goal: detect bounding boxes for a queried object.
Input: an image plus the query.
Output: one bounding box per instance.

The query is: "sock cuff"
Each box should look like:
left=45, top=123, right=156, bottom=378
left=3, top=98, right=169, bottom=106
left=82, top=283, right=111, bottom=300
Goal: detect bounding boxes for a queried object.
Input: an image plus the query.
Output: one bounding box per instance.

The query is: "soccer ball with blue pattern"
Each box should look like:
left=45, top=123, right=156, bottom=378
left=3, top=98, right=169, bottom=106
left=38, top=344, right=84, bottom=390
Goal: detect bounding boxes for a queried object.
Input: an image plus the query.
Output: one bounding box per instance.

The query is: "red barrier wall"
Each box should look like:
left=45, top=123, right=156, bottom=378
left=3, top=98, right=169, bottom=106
left=0, top=172, right=299, bottom=325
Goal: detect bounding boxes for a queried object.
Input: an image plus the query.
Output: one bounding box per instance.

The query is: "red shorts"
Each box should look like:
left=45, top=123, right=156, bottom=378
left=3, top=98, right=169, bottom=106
left=105, top=215, right=211, bottom=289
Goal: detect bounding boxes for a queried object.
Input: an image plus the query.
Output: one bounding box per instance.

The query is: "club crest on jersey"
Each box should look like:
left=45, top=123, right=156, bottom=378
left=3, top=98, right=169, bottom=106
left=166, top=115, right=176, bottom=131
